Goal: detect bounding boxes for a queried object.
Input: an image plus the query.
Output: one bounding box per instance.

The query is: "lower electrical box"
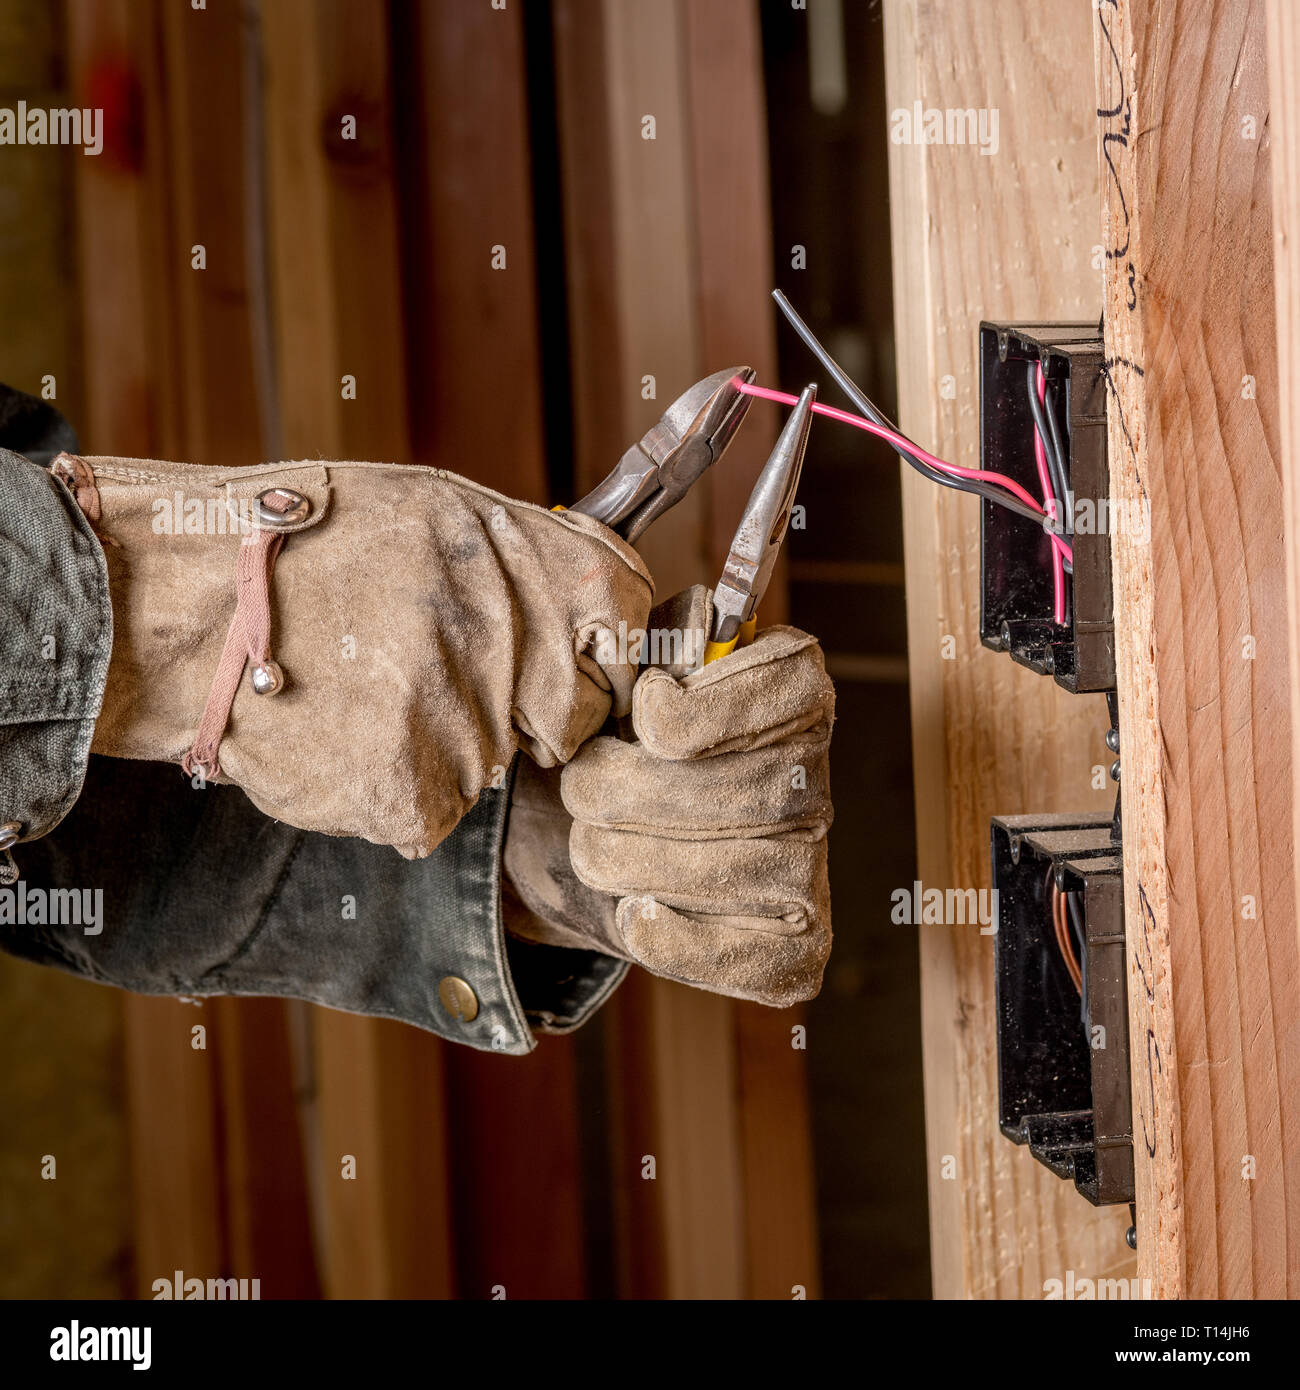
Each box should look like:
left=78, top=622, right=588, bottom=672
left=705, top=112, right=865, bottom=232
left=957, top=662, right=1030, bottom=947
left=991, top=811, right=1133, bottom=1207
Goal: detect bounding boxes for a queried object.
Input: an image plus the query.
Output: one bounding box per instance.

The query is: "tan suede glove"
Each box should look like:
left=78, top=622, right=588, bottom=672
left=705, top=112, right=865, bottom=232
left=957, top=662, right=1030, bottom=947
left=67, top=454, right=653, bottom=858
left=504, top=586, right=834, bottom=1006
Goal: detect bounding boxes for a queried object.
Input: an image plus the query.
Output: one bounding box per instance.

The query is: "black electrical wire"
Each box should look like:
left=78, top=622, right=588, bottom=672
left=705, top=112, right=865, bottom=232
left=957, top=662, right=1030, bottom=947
left=1042, top=378, right=1071, bottom=533
left=1025, top=362, right=1072, bottom=537
left=772, top=289, right=1050, bottom=529
left=1024, top=363, right=1074, bottom=576
left=772, top=291, right=979, bottom=500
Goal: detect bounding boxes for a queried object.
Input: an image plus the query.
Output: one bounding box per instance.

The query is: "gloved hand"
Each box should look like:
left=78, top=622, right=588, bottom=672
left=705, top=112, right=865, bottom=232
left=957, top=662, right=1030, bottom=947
left=504, top=586, right=834, bottom=1005
left=65, top=454, right=653, bottom=858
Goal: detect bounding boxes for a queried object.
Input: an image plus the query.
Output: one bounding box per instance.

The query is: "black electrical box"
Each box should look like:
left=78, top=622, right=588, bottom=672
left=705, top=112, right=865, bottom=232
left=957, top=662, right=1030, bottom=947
left=979, top=322, right=1114, bottom=693
left=991, top=811, right=1132, bottom=1207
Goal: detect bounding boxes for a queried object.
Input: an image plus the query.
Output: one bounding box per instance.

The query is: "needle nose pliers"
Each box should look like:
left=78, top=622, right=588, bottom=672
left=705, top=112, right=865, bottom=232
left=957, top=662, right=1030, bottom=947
left=568, top=364, right=816, bottom=669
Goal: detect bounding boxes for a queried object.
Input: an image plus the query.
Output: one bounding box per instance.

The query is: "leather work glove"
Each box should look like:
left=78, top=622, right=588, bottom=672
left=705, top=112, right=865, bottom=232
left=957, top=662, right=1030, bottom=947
left=62, top=454, right=653, bottom=859
left=504, top=586, right=835, bottom=1006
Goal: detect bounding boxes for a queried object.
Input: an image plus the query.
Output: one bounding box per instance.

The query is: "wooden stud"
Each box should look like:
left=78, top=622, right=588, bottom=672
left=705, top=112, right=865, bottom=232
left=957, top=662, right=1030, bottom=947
left=67, top=0, right=226, bottom=1294
left=681, top=0, right=819, bottom=1298
left=883, top=0, right=1136, bottom=1298
left=259, top=0, right=455, bottom=1299
left=67, top=0, right=325, bottom=1296
left=442, top=1045, right=588, bottom=1299
left=1270, top=0, right=1300, bottom=1005
left=1097, top=0, right=1300, bottom=1298
left=210, top=1000, right=319, bottom=1296
left=680, top=0, right=782, bottom=602
left=553, top=0, right=747, bottom=1299
left=396, top=0, right=547, bottom=501
left=554, top=0, right=820, bottom=1299
left=390, top=0, right=589, bottom=1298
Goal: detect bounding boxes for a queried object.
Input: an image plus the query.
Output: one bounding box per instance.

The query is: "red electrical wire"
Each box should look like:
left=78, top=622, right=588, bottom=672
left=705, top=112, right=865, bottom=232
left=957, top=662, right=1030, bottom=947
left=739, top=381, right=1075, bottom=568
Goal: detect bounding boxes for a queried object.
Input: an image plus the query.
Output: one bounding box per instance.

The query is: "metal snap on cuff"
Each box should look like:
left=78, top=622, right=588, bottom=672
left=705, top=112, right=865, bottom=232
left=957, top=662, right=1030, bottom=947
left=0, top=822, right=22, bottom=851
left=253, top=487, right=311, bottom=529
left=438, top=976, right=479, bottom=1023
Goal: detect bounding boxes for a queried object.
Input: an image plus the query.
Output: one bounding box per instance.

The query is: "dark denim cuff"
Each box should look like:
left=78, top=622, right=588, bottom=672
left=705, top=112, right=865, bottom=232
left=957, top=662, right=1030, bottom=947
left=3, top=754, right=624, bottom=1053
left=0, top=446, right=112, bottom=884
left=507, top=931, right=628, bottom=1034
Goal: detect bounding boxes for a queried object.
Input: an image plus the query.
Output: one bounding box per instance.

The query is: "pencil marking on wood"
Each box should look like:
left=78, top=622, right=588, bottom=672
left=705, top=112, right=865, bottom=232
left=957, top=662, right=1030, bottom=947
left=1096, top=0, right=1133, bottom=268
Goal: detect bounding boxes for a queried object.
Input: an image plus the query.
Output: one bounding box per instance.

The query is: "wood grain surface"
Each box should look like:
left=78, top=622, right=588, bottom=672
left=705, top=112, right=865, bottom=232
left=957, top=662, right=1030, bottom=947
left=1097, top=0, right=1300, bottom=1298
left=883, top=0, right=1136, bottom=1299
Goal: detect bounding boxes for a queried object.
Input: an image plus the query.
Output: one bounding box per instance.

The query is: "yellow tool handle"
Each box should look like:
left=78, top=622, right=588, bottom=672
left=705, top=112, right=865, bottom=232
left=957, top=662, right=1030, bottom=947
left=559, top=498, right=747, bottom=662
left=703, top=615, right=757, bottom=666
left=702, top=636, right=737, bottom=665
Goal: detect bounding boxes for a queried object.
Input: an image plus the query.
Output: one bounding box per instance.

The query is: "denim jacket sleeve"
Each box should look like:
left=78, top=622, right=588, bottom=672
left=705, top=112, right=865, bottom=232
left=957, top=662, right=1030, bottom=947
left=0, top=400, right=625, bottom=1054
left=0, top=444, right=112, bottom=881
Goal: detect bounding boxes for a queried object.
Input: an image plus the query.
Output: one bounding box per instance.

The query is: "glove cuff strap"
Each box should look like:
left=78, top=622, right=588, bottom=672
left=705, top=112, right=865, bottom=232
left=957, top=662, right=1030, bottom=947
left=180, top=487, right=300, bottom=782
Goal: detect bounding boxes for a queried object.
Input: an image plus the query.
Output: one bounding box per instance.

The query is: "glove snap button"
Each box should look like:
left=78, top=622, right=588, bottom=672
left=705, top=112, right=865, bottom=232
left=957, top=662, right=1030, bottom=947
left=438, top=976, right=479, bottom=1023
left=253, top=487, right=310, bottom=529
left=0, top=821, right=21, bottom=851
left=250, top=660, right=285, bottom=696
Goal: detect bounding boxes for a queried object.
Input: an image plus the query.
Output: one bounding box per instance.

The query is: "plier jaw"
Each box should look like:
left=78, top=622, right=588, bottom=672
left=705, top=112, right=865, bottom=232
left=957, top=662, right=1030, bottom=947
left=709, top=382, right=817, bottom=648
left=571, top=366, right=756, bottom=542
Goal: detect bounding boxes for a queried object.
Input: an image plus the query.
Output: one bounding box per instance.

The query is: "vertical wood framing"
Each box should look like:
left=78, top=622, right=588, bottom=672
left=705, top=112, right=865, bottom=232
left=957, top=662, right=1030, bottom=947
left=259, top=0, right=454, bottom=1299
left=1269, top=0, right=1300, bottom=1011
left=593, top=0, right=704, bottom=598
left=442, top=1047, right=588, bottom=1299
left=68, top=0, right=222, bottom=1292
left=67, top=0, right=322, bottom=1295
left=681, top=0, right=818, bottom=1297
left=210, top=1000, right=318, bottom=1294
left=393, top=0, right=588, bottom=1299
left=397, top=0, right=547, bottom=501
left=1096, top=0, right=1300, bottom=1298
left=554, top=0, right=817, bottom=1298
left=553, top=0, right=741, bottom=1299
left=680, top=0, right=783, bottom=602
left=155, top=0, right=319, bottom=1295
left=883, top=0, right=1136, bottom=1298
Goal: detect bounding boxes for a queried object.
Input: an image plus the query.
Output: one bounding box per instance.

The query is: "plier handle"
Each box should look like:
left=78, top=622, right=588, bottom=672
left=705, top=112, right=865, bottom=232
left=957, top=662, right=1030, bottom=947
left=703, top=383, right=816, bottom=664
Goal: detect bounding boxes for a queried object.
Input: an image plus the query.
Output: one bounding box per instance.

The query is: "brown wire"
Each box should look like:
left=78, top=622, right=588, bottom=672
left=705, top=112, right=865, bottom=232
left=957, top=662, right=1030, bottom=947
left=1049, top=878, right=1083, bottom=995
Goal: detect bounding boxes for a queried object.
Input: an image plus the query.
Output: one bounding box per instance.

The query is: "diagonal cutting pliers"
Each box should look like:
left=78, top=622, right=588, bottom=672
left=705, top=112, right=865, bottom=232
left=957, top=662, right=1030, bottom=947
left=568, top=366, right=757, bottom=542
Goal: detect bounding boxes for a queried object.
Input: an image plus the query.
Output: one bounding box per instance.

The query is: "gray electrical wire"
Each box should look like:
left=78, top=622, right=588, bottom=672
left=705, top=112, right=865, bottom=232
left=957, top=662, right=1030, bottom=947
left=772, top=289, right=1051, bottom=529
left=1024, top=364, right=1074, bottom=576
left=1026, top=363, right=1072, bottom=538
